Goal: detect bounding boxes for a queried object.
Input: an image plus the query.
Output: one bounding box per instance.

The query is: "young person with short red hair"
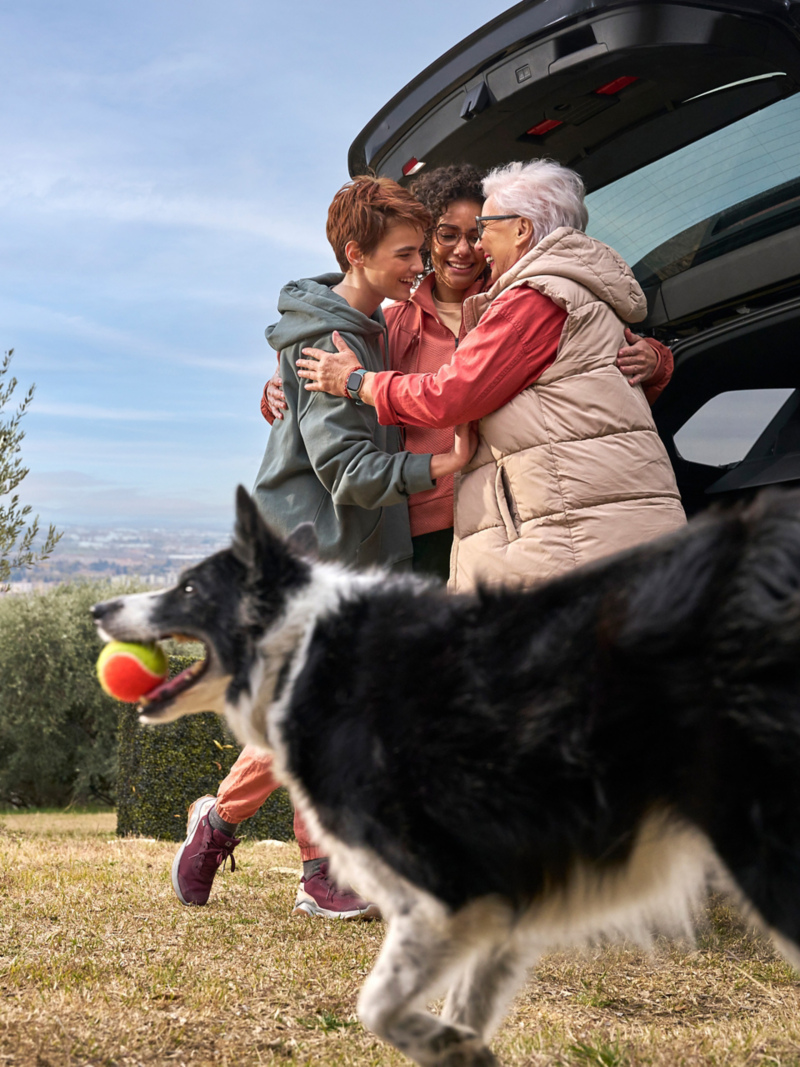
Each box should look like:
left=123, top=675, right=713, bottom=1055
left=172, top=176, right=476, bottom=919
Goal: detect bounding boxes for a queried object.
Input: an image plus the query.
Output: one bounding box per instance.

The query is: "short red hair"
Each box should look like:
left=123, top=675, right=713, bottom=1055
left=326, top=176, right=432, bottom=272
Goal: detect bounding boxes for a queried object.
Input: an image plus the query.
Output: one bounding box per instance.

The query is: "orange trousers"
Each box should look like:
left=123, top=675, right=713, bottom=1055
left=216, top=746, right=324, bottom=862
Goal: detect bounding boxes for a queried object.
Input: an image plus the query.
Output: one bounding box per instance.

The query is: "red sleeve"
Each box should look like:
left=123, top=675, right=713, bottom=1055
left=642, top=338, right=674, bottom=405
left=372, top=288, right=567, bottom=429
left=261, top=383, right=274, bottom=425
left=260, top=352, right=282, bottom=425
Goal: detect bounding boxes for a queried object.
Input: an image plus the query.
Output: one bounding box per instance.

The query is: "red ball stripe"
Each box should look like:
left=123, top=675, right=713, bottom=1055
left=99, top=651, right=166, bottom=703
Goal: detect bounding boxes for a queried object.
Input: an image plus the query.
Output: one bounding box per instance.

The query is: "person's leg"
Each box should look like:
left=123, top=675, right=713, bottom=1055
left=411, top=527, right=454, bottom=581
left=219, top=755, right=326, bottom=862
left=215, top=745, right=283, bottom=826
left=174, top=748, right=380, bottom=918
left=295, top=810, right=325, bottom=867
left=172, top=746, right=278, bottom=905
left=291, top=808, right=380, bottom=920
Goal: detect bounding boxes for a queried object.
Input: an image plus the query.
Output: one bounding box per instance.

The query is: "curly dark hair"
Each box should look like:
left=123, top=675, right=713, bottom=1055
left=409, top=163, right=486, bottom=272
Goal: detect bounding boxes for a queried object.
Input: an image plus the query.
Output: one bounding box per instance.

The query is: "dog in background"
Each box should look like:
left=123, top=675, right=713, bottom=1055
left=93, top=486, right=800, bottom=1067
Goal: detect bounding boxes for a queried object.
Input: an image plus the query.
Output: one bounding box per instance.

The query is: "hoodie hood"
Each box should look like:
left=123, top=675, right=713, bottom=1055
left=266, top=273, right=387, bottom=351
left=473, top=227, right=647, bottom=326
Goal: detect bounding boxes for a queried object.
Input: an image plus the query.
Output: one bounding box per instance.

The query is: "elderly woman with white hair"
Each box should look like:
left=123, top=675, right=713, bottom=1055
left=298, top=160, right=686, bottom=591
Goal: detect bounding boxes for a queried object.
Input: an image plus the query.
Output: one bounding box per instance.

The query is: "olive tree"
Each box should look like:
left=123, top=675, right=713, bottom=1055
left=1, top=348, right=61, bottom=583
left=0, top=580, right=125, bottom=806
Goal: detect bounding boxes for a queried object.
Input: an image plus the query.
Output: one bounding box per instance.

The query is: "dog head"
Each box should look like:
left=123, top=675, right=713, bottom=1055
left=91, top=486, right=315, bottom=725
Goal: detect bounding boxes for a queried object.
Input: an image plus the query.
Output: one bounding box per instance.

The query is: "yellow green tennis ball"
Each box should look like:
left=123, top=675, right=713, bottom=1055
left=97, top=641, right=169, bottom=703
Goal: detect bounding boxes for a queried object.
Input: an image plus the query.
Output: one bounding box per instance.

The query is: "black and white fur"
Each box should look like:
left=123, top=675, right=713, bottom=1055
left=93, top=486, right=800, bottom=1067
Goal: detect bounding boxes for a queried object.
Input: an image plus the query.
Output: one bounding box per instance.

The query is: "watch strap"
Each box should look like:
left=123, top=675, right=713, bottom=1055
left=346, top=366, right=368, bottom=403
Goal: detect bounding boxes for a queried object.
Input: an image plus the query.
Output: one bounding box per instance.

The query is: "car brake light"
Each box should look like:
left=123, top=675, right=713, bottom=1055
left=595, top=75, right=639, bottom=96
left=402, top=157, right=426, bottom=177
left=525, top=118, right=563, bottom=137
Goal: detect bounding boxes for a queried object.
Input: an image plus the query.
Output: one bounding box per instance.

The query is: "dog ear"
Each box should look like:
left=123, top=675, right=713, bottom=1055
left=286, top=523, right=319, bottom=562
left=232, top=486, right=286, bottom=574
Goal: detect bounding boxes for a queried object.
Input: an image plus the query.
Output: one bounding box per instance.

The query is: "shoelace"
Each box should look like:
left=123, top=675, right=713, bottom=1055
left=316, top=862, right=353, bottom=902
left=317, top=861, right=333, bottom=900
left=196, top=831, right=237, bottom=874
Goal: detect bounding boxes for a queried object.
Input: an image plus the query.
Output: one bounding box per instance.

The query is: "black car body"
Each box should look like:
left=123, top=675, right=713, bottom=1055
left=350, top=0, right=800, bottom=515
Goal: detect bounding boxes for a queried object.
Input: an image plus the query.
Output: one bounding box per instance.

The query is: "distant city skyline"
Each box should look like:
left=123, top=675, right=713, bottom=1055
left=4, top=0, right=510, bottom=529
left=10, top=521, right=231, bottom=591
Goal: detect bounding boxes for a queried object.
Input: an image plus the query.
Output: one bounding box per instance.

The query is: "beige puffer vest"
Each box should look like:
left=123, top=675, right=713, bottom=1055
left=449, top=227, right=686, bottom=592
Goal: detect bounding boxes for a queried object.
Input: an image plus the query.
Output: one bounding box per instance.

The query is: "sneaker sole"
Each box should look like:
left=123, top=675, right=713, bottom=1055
left=171, top=795, right=217, bottom=906
left=291, top=900, right=382, bottom=921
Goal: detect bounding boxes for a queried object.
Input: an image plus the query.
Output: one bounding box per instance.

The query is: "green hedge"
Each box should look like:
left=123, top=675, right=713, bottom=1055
left=116, top=655, right=293, bottom=842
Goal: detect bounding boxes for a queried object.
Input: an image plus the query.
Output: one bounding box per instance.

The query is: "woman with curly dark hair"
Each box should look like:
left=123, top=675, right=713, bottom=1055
left=378, top=164, right=489, bottom=574
left=407, top=162, right=488, bottom=287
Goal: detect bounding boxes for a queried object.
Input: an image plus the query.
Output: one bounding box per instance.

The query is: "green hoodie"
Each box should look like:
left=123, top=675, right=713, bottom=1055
left=252, top=273, right=435, bottom=569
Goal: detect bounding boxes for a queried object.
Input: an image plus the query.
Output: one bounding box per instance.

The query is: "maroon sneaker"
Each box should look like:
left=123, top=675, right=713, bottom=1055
left=292, top=862, right=381, bottom=921
left=171, top=795, right=240, bottom=906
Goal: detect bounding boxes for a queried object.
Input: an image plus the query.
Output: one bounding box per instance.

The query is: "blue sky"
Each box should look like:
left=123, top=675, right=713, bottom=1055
left=3, top=0, right=510, bottom=528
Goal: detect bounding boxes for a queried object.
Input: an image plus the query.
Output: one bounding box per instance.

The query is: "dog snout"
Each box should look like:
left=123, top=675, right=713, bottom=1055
left=91, top=599, right=125, bottom=642
left=91, top=598, right=121, bottom=623
left=90, top=591, right=162, bottom=644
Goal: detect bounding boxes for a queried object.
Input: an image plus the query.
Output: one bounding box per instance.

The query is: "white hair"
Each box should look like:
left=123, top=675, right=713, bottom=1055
left=482, top=160, right=589, bottom=249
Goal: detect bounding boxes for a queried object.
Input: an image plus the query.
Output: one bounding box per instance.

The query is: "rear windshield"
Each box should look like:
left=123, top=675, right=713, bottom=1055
left=586, top=91, right=800, bottom=285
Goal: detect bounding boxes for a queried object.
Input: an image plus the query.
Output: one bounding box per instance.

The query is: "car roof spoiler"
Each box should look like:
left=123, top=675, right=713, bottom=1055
left=349, top=0, right=800, bottom=193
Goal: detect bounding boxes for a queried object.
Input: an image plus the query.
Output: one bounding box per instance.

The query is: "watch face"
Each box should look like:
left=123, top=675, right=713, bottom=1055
left=347, top=370, right=363, bottom=393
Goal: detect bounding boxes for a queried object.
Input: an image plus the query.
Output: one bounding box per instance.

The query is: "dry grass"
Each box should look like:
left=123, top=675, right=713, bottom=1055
left=2, top=813, right=800, bottom=1066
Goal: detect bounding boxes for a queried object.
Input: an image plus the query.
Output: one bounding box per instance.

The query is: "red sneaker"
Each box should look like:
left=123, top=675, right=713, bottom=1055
left=292, top=862, right=381, bottom=921
left=171, top=795, right=240, bottom=906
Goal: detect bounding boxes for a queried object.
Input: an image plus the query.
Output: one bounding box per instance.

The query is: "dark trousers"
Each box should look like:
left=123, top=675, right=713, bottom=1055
left=411, top=527, right=454, bottom=582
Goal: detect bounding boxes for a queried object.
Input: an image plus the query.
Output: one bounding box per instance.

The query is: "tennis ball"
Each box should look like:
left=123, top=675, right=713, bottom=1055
left=97, top=641, right=169, bottom=703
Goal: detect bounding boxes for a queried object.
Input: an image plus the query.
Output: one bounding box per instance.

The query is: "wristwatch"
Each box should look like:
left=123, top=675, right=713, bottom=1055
left=346, top=367, right=369, bottom=404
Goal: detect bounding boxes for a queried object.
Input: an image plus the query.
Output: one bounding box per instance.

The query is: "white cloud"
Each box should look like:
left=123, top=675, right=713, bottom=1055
left=0, top=298, right=269, bottom=375
left=56, top=51, right=225, bottom=102
left=32, top=401, right=244, bottom=421
left=21, top=469, right=234, bottom=527
left=0, top=166, right=331, bottom=256
left=32, top=402, right=167, bottom=422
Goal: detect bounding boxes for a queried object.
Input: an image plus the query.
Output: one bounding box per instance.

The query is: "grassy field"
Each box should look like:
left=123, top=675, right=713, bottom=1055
left=2, top=813, right=800, bottom=1066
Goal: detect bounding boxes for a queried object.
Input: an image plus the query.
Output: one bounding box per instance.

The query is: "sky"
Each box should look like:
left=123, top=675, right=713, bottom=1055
left=2, top=0, right=511, bottom=530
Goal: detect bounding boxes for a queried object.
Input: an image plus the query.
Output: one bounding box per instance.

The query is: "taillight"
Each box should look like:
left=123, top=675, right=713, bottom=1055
left=402, top=158, right=426, bottom=177
left=525, top=118, right=563, bottom=137
left=594, top=75, right=639, bottom=96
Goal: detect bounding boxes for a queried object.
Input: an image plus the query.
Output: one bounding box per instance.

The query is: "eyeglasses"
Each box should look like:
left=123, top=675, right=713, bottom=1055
left=475, top=214, right=522, bottom=239
left=433, top=224, right=480, bottom=249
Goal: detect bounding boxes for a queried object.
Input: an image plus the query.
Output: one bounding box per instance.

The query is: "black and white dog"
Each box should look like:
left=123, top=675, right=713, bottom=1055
left=93, top=487, right=800, bottom=1067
